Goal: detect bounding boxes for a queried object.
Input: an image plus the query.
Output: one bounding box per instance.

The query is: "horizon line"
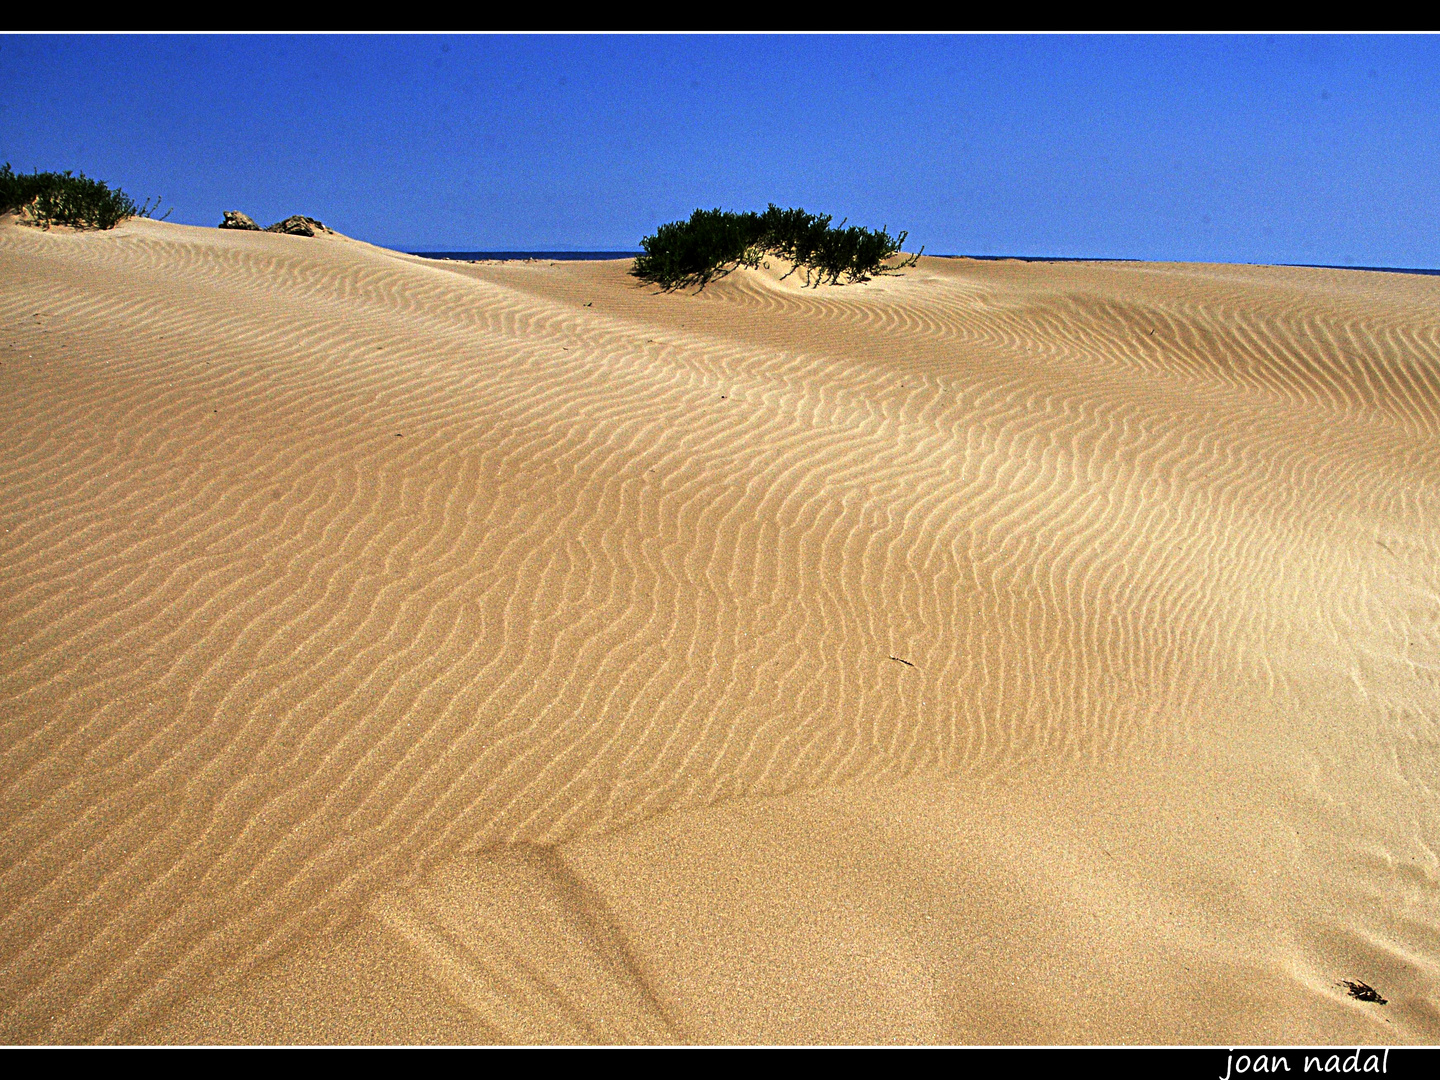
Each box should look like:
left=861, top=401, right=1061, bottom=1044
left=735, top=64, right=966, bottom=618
left=404, top=250, right=1440, bottom=277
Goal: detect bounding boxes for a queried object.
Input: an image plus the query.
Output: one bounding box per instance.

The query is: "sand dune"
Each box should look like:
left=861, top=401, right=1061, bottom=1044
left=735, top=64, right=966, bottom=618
left=1, top=217, right=1438, bottom=1043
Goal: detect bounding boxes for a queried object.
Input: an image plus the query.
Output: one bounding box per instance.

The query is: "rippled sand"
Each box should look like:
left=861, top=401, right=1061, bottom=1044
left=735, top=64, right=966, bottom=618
left=2, top=217, right=1438, bottom=1043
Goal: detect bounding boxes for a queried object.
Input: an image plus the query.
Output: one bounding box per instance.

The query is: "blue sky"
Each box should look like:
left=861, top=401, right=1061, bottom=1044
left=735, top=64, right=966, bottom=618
left=3, top=34, right=1438, bottom=266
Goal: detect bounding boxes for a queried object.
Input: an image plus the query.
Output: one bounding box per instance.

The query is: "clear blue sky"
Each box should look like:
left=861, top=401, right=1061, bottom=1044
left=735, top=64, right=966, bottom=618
left=3, top=34, right=1439, bottom=266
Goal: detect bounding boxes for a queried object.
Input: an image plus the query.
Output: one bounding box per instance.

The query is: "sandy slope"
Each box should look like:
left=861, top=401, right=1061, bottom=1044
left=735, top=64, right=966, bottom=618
left=1, top=218, right=1438, bottom=1043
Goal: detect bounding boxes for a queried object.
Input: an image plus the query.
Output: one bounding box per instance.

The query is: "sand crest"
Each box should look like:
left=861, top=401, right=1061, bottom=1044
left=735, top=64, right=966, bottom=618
left=1, top=218, right=1437, bottom=1043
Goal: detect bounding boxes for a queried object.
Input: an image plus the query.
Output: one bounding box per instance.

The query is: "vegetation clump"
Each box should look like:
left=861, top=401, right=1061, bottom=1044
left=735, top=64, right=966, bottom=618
left=1, top=163, right=167, bottom=230
left=1339, top=980, right=1387, bottom=1004
left=632, top=204, right=921, bottom=291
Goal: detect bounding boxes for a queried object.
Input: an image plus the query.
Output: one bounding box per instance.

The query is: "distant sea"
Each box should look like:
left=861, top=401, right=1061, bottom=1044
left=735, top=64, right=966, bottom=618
left=942, top=255, right=1440, bottom=276
left=1284, top=263, right=1440, bottom=276
left=407, top=251, right=1440, bottom=277
left=409, top=251, right=641, bottom=261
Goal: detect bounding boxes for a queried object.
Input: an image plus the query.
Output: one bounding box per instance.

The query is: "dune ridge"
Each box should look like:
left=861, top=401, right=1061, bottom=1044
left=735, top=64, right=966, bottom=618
left=1, top=219, right=1437, bottom=1042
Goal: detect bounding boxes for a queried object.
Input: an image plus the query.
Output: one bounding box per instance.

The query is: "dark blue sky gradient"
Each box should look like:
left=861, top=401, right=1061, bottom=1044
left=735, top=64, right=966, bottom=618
left=3, top=34, right=1438, bottom=265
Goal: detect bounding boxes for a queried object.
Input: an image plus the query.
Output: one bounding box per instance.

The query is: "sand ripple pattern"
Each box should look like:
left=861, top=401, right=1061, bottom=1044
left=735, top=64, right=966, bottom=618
left=2, top=223, right=1438, bottom=1040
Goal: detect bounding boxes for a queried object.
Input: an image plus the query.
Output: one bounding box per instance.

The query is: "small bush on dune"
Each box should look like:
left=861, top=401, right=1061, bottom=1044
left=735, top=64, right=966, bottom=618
left=1, top=163, right=168, bottom=230
left=632, top=204, right=921, bottom=291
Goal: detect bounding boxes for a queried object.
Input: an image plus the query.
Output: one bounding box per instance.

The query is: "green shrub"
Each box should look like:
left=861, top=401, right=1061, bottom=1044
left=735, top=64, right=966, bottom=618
left=1, top=163, right=168, bottom=230
left=632, top=204, right=921, bottom=290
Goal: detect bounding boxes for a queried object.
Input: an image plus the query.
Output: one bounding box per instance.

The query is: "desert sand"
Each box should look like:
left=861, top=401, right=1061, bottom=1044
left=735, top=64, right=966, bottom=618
left=1, top=216, right=1438, bottom=1044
